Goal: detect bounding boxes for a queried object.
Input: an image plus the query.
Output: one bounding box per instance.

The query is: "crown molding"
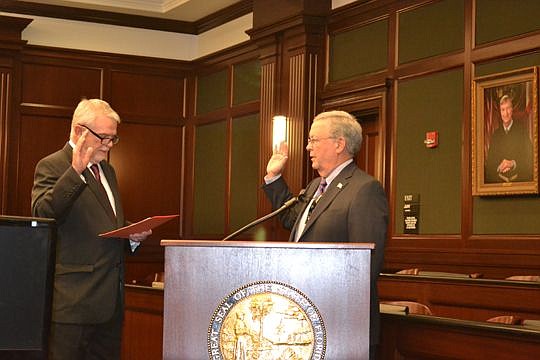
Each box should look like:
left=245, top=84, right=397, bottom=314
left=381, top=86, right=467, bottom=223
left=0, top=0, right=252, bottom=34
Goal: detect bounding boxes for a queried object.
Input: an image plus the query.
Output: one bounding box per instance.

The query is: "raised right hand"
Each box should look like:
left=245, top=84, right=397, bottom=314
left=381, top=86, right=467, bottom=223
left=265, top=141, right=289, bottom=178
left=72, top=130, right=94, bottom=174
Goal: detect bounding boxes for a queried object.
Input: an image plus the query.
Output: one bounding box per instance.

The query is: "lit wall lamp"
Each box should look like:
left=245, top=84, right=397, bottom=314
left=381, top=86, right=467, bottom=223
left=272, top=115, right=287, bottom=149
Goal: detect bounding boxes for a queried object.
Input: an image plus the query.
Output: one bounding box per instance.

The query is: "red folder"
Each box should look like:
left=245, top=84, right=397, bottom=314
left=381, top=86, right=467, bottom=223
left=99, top=215, right=178, bottom=238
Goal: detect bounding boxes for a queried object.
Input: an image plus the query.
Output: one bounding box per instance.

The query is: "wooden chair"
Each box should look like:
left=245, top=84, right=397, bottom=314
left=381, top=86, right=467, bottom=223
left=505, top=275, right=540, bottom=282
left=396, top=268, right=482, bottom=278
left=131, top=271, right=165, bottom=287
left=380, top=301, right=432, bottom=315
left=395, top=268, right=419, bottom=275
left=486, top=315, right=522, bottom=325
left=522, top=319, right=540, bottom=329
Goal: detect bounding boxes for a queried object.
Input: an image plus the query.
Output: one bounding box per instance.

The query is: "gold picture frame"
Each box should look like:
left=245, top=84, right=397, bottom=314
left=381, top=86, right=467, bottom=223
left=472, top=67, right=538, bottom=196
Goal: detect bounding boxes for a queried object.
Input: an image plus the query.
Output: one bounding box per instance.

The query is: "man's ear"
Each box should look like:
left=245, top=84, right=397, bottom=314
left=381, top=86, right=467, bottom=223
left=335, top=137, right=346, bottom=153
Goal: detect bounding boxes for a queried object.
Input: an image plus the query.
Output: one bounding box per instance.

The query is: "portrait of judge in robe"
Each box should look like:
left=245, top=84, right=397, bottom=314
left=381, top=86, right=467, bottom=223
left=484, top=88, right=534, bottom=184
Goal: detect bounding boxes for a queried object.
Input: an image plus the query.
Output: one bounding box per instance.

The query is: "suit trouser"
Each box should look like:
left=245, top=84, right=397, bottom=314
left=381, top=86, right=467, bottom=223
left=48, top=293, right=123, bottom=360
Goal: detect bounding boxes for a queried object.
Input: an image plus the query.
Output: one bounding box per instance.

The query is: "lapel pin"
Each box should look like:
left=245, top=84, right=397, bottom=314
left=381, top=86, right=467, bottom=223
left=337, top=183, right=343, bottom=189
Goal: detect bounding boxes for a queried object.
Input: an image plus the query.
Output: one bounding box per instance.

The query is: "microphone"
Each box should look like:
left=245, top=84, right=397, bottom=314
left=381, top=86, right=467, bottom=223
left=221, top=189, right=309, bottom=241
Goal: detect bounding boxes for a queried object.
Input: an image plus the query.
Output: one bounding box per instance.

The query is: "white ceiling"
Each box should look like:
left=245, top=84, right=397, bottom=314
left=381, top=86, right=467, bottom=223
left=22, top=0, right=243, bottom=22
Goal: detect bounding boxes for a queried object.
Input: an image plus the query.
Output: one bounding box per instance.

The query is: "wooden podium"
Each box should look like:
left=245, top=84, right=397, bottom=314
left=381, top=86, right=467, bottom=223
left=161, top=240, right=373, bottom=359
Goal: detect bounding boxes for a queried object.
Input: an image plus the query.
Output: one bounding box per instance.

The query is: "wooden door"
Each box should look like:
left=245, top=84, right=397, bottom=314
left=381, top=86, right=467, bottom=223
left=353, top=109, right=384, bottom=183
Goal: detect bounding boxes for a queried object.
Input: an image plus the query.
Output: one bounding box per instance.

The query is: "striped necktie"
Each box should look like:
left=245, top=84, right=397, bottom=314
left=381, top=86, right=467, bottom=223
left=306, top=178, right=327, bottom=221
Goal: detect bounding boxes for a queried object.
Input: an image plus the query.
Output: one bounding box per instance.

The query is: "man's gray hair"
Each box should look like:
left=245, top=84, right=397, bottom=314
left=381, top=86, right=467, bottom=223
left=313, top=110, right=363, bottom=156
left=70, top=98, right=120, bottom=139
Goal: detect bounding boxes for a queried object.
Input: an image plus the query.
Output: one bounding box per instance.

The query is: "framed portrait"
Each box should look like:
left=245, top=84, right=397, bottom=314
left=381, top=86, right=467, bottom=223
left=472, top=66, right=538, bottom=196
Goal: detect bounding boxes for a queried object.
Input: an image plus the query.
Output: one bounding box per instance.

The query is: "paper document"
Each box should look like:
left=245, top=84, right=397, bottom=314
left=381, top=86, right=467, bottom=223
left=99, top=215, right=179, bottom=238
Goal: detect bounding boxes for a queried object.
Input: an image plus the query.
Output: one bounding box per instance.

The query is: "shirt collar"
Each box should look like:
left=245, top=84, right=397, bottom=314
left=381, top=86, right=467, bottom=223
left=504, top=120, right=513, bottom=132
left=323, top=158, right=353, bottom=186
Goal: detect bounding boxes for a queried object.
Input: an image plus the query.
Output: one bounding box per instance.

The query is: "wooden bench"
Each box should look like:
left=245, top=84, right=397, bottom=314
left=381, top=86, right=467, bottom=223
left=378, top=273, right=540, bottom=322
left=379, top=311, right=540, bottom=360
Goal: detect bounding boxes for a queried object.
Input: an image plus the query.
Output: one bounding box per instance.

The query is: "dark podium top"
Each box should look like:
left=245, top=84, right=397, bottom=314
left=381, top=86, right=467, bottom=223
left=0, top=215, right=56, bottom=358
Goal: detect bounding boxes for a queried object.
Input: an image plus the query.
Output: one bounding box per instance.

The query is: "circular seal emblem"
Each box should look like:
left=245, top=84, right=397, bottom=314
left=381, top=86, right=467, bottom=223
left=208, top=281, right=326, bottom=360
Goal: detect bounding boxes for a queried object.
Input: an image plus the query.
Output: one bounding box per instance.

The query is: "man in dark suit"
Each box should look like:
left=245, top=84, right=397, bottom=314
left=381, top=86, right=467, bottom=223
left=263, top=110, right=388, bottom=360
left=31, top=99, right=150, bottom=359
left=485, top=94, right=533, bottom=183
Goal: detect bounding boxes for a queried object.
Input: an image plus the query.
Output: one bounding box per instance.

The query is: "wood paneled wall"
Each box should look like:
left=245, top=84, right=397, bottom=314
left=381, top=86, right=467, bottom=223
left=0, top=23, right=190, bottom=280
left=323, top=0, right=540, bottom=278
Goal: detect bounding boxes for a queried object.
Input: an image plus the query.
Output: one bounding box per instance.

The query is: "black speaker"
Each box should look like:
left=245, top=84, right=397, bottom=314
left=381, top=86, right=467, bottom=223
left=0, top=215, right=56, bottom=359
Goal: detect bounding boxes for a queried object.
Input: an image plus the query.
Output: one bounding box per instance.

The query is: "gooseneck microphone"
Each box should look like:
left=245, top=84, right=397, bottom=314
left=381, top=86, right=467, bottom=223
left=222, top=189, right=310, bottom=241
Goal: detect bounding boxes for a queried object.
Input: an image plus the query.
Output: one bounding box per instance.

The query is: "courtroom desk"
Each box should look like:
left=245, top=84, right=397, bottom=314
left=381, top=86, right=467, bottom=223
left=378, top=273, right=540, bottom=321
left=122, top=285, right=164, bottom=360
left=379, top=312, right=540, bottom=360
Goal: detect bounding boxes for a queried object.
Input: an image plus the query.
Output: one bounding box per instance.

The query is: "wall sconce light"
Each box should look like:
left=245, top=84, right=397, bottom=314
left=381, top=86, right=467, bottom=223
left=272, top=115, right=287, bottom=148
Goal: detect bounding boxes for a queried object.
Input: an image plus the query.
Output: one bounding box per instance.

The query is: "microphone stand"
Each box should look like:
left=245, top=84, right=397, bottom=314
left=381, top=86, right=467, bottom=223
left=221, top=196, right=300, bottom=241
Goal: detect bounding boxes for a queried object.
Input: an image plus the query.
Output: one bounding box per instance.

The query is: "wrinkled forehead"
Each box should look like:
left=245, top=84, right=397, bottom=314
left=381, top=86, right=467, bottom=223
left=310, top=120, right=331, bottom=135
left=92, top=115, right=118, bottom=131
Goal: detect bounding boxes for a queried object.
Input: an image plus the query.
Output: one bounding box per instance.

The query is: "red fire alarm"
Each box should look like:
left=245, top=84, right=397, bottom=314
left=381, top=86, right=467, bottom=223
left=424, top=131, right=438, bottom=148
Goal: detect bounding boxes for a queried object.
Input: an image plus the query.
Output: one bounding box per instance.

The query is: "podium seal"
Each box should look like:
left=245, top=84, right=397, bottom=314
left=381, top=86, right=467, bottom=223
left=208, top=281, right=326, bottom=360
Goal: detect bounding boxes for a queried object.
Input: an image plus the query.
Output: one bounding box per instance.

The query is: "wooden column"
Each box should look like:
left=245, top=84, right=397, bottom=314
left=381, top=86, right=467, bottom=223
left=249, top=1, right=329, bottom=240
left=0, top=16, right=31, bottom=214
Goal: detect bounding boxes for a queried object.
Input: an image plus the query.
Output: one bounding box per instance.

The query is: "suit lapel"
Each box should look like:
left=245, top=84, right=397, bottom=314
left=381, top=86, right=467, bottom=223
left=100, top=161, right=124, bottom=227
left=289, top=181, right=319, bottom=241
left=298, top=163, right=356, bottom=240
left=83, top=166, right=117, bottom=223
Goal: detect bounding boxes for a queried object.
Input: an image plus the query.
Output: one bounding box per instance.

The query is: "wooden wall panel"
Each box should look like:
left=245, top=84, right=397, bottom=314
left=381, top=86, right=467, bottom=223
left=2, top=49, right=188, bottom=281
left=121, top=286, right=163, bottom=360
left=326, top=0, right=540, bottom=277
left=21, top=62, right=102, bottom=106
left=15, top=115, right=70, bottom=216
left=110, top=123, right=182, bottom=232
left=110, top=71, right=184, bottom=125
left=110, top=122, right=183, bottom=279
left=0, top=68, right=11, bottom=212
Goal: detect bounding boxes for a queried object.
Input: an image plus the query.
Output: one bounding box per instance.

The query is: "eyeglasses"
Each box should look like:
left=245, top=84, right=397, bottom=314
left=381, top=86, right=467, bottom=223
left=307, top=136, right=335, bottom=145
left=79, top=124, right=119, bottom=145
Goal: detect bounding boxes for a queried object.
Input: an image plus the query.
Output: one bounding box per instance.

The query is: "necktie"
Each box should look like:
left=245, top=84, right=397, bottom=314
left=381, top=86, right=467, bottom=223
left=90, top=164, right=101, bottom=182
left=306, top=178, right=327, bottom=221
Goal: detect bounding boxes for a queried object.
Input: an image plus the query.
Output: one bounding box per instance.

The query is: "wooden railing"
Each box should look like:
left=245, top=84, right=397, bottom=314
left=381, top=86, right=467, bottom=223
left=378, top=273, right=540, bottom=322
left=379, top=312, right=540, bottom=360
left=121, top=274, right=540, bottom=359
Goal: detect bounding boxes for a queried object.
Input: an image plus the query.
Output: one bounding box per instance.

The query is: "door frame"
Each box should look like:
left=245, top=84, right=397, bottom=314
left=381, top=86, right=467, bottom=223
left=320, top=91, right=387, bottom=187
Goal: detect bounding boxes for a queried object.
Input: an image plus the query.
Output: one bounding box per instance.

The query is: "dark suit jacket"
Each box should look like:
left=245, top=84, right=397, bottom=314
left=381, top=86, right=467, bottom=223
left=485, top=120, right=533, bottom=183
left=263, top=162, right=388, bottom=345
left=31, top=143, right=126, bottom=324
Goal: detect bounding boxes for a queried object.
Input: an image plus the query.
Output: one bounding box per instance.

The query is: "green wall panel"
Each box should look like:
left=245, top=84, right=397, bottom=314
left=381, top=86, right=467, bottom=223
left=399, top=0, right=464, bottom=64
left=473, top=53, right=540, bottom=234
left=230, top=114, right=260, bottom=232
left=473, top=197, right=540, bottom=234
left=193, top=121, right=226, bottom=235
left=329, top=19, right=388, bottom=81
left=197, top=70, right=227, bottom=114
left=233, top=60, right=261, bottom=105
left=395, top=69, right=463, bottom=234
left=476, top=0, right=540, bottom=45
left=476, top=53, right=540, bottom=78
